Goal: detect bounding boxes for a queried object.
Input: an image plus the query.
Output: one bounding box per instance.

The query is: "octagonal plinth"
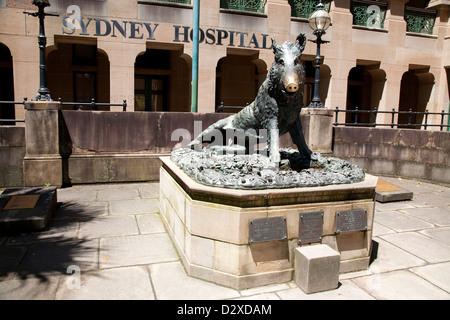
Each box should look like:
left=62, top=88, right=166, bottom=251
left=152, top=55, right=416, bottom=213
left=159, top=157, right=377, bottom=290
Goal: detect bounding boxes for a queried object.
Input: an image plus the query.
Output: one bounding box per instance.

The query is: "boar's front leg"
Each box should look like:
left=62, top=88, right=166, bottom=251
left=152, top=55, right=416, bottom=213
left=288, top=117, right=312, bottom=169
left=267, top=117, right=280, bottom=164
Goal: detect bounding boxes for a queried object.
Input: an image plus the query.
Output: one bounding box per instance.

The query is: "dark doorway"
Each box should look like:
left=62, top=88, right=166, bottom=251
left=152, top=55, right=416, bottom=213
left=0, top=43, right=15, bottom=124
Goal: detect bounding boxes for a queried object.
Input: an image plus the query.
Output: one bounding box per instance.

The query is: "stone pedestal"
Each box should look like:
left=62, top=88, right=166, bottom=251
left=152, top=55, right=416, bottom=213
left=23, top=101, right=63, bottom=187
left=294, top=245, right=340, bottom=294
left=159, top=157, right=377, bottom=290
left=300, top=108, right=334, bottom=153
left=0, top=187, right=57, bottom=232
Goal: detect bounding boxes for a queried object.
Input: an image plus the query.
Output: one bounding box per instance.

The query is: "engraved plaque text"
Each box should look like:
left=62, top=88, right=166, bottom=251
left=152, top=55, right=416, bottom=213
left=298, top=211, right=323, bottom=245
left=249, top=217, right=287, bottom=244
left=335, top=209, right=367, bottom=234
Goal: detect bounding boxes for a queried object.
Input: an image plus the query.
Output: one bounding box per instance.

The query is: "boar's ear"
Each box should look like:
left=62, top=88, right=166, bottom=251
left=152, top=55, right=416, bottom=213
left=271, top=38, right=279, bottom=54
left=295, top=33, right=306, bottom=53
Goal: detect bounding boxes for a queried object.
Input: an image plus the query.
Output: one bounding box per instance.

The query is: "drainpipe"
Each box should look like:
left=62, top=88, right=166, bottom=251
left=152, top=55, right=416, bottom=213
left=191, top=0, right=200, bottom=113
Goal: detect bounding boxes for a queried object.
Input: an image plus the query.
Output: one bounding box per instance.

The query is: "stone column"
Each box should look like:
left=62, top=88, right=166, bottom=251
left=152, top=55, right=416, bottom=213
left=23, top=101, right=63, bottom=187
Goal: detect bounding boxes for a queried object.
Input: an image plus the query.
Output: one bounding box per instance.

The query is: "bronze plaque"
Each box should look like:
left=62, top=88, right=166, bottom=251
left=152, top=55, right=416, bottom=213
left=3, top=195, right=40, bottom=210
left=335, top=209, right=367, bottom=234
left=249, top=217, right=287, bottom=244
left=298, top=211, right=324, bottom=245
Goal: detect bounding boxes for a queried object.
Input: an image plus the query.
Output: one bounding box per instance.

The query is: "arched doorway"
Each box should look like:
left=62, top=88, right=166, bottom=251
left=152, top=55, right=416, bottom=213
left=0, top=43, right=15, bottom=124
left=346, top=63, right=386, bottom=125
left=47, top=39, right=110, bottom=110
left=398, top=67, right=434, bottom=128
left=215, top=50, right=267, bottom=113
left=134, top=46, right=191, bottom=112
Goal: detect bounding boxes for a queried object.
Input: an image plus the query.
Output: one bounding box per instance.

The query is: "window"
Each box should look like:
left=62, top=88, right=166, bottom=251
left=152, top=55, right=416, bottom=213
left=289, top=0, right=331, bottom=19
left=220, top=0, right=266, bottom=14
left=404, top=6, right=436, bottom=35
left=351, top=0, right=387, bottom=29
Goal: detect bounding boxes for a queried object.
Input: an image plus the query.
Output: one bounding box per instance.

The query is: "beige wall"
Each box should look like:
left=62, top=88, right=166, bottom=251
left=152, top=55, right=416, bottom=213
left=0, top=0, right=448, bottom=126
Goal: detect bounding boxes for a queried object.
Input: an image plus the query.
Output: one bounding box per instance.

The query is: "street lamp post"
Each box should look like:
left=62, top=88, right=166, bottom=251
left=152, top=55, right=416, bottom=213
left=307, top=2, right=331, bottom=109
left=24, top=0, right=58, bottom=101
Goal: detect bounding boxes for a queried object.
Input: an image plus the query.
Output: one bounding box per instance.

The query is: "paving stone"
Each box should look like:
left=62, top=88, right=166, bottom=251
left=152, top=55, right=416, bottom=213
left=109, top=199, right=159, bottom=215
left=53, top=201, right=108, bottom=220
left=97, top=187, right=140, bottom=201
left=149, top=261, right=240, bottom=300
left=351, top=270, right=450, bottom=300
left=57, top=188, right=98, bottom=203
left=137, top=183, right=160, bottom=199
left=420, top=227, right=450, bottom=246
left=7, top=219, right=80, bottom=245
left=380, top=232, right=450, bottom=263
left=0, top=275, right=60, bottom=300
left=136, top=213, right=166, bottom=234
left=402, top=207, right=450, bottom=227
left=78, top=215, right=139, bottom=239
left=372, top=221, right=395, bottom=237
left=18, top=239, right=99, bottom=276
left=369, top=238, right=426, bottom=273
left=374, top=211, right=434, bottom=232
left=276, top=280, right=375, bottom=300
left=99, top=234, right=178, bottom=269
left=374, top=201, right=415, bottom=212
left=0, top=246, right=27, bottom=280
left=410, top=261, right=450, bottom=293
left=239, top=283, right=291, bottom=297
left=232, top=292, right=281, bottom=300
left=55, top=266, right=155, bottom=300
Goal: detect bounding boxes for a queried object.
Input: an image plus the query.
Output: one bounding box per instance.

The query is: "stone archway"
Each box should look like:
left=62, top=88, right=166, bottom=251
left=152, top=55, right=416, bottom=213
left=398, top=66, right=435, bottom=128
left=215, top=49, right=267, bottom=113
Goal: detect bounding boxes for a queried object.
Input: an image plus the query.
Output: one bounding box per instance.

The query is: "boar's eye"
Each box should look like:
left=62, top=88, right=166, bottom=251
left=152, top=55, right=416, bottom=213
left=278, top=59, right=285, bottom=66
left=294, top=57, right=300, bottom=65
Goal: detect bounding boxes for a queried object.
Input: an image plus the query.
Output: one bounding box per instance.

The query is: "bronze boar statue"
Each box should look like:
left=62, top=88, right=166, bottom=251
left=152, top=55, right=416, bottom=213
left=188, top=33, right=312, bottom=170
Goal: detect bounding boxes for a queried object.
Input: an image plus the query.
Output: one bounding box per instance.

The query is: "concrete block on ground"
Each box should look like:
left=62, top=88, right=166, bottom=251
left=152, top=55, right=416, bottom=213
left=294, top=244, right=340, bottom=294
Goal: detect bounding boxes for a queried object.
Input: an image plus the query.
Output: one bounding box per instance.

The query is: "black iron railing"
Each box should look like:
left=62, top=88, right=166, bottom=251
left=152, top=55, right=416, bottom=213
left=216, top=102, right=246, bottom=113
left=0, top=98, right=28, bottom=123
left=333, top=106, right=450, bottom=131
left=0, top=98, right=128, bottom=124
left=58, top=98, right=127, bottom=111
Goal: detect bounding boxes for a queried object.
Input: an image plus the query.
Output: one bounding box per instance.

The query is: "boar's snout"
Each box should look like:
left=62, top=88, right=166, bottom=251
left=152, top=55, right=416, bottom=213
left=284, top=75, right=299, bottom=93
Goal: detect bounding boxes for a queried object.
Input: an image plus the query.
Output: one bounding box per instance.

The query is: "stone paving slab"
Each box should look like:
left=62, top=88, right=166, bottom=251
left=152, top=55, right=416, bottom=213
left=55, top=266, right=155, bottom=300
left=99, top=234, right=179, bottom=269
left=380, top=232, right=450, bottom=264
left=149, top=261, right=241, bottom=300
left=369, top=237, right=426, bottom=273
left=351, top=270, right=450, bottom=300
left=410, top=261, right=450, bottom=293
left=78, top=215, right=139, bottom=239
left=374, top=211, right=435, bottom=232
left=420, top=227, right=450, bottom=246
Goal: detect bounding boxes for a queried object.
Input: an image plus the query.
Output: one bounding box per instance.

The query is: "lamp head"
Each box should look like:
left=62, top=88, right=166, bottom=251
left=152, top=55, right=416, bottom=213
left=309, top=2, right=331, bottom=36
left=32, top=0, right=51, bottom=8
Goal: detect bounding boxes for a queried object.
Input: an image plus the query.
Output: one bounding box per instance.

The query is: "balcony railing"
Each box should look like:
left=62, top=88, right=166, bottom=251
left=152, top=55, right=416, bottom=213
left=351, top=0, right=387, bottom=29
left=289, top=0, right=331, bottom=19
left=405, top=6, right=436, bottom=35
left=220, top=0, right=266, bottom=14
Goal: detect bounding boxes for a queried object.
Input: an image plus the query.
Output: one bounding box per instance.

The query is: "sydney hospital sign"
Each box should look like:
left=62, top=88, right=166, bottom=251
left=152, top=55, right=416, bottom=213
left=61, top=15, right=274, bottom=50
